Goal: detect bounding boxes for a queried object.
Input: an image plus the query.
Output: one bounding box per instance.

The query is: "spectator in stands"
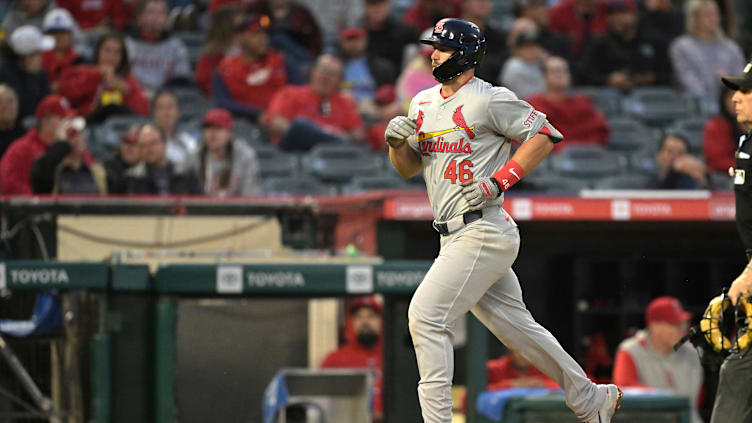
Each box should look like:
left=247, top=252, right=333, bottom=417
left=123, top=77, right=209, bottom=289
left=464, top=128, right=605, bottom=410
left=321, top=296, right=384, bottom=421
left=363, top=0, right=418, bottom=72
left=526, top=56, right=609, bottom=153
left=578, top=0, right=669, bottom=93
left=118, top=123, right=202, bottom=195
left=0, top=85, right=25, bottom=159
left=548, top=0, right=609, bottom=57
left=367, top=85, right=399, bottom=151
left=195, top=5, right=242, bottom=96
left=30, top=117, right=107, bottom=194
left=487, top=349, right=559, bottom=390
left=0, top=94, right=73, bottom=194
left=0, top=25, right=52, bottom=123
left=125, top=0, right=191, bottom=94
left=654, top=133, right=708, bottom=189
left=265, top=54, right=365, bottom=151
left=500, top=31, right=546, bottom=99
left=104, top=124, right=140, bottom=193
left=462, top=0, right=508, bottom=84
left=57, top=32, right=149, bottom=123
left=150, top=90, right=197, bottom=164
left=188, top=109, right=260, bottom=196
left=213, top=15, right=288, bottom=122
left=2, top=0, right=54, bottom=35
left=338, top=27, right=395, bottom=118
left=41, top=9, right=81, bottom=88
left=396, top=29, right=436, bottom=112
left=637, top=0, right=683, bottom=55
left=56, top=0, right=129, bottom=31
left=402, top=0, right=461, bottom=33
left=704, top=86, right=742, bottom=174
left=669, top=0, right=745, bottom=100
left=515, top=0, right=571, bottom=62
left=613, top=297, right=703, bottom=423
left=249, top=0, right=323, bottom=57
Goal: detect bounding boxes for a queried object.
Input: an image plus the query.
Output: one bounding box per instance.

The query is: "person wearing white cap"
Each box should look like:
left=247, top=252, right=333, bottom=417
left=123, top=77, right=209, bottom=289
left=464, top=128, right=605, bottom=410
left=0, top=25, right=53, bottom=121
left=1, top=0, right=55, bottom=35
left=41, top=8, right=82, bottom=85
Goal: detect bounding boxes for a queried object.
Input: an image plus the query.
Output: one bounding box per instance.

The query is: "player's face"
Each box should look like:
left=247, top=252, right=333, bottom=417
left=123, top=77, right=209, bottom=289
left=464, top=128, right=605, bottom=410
left=732, top=88, right=752, bottom=128
left=430, top=44, right=455, bottom=69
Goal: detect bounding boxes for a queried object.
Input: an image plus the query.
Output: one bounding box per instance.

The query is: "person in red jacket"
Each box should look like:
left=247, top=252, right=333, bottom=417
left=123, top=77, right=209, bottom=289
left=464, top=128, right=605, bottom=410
left=548, top=0, right=609, bottom=57
left=195, top=5, right=242, bottom=95
left=402, top=0, right=462, bottom=33
left=320, top=296, right=384, bottom=421
left=57, top=32, right=149, bottom=122
left=212, top=14, right=288, bottom=121
left=0, top=94, right=75, bottom=194
left=265, top=54, right=365, bottom=150
left=526, top=56, right=609, bottom=153
left=56, top=0, right=129, bottom=30
left=704, top=86, right=743, bottom=174
left=41, top=9, right=81, bottom=87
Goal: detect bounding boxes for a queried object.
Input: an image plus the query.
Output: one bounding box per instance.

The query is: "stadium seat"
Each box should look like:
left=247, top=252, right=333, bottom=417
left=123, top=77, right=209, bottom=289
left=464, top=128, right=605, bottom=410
left=629, top=149, right=660, bottom=177
left=593, top=174, right=654, bottom=190
left=301, top=144, right=382, bottom=183
left=607, top=116, right=660, bottom=151
left=708, top=172, right=733, bottom=191
left=341, top=175, right=410, bottom=194
left=622, top=87, right=698, bottom=126
left=253, top=145, right=298, bottom=179
left=261, top=176, right=336, bottom=196
left=173, top=31, right=205, bottom=66
left=550, top=145, right=628, bottom=178
left=667, top=117, right=707, bottom=154
left=572, top=86, right=623, bottom=117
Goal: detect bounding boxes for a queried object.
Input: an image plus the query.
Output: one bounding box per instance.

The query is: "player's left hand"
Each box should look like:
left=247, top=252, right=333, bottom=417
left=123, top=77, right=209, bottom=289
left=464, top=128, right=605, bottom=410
left=460, top=177, right=500, bottom=211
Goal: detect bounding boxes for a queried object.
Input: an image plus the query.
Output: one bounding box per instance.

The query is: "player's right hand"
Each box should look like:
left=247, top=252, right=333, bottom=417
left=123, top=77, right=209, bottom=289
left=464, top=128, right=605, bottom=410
left=385, top=116, right=416, bottom=148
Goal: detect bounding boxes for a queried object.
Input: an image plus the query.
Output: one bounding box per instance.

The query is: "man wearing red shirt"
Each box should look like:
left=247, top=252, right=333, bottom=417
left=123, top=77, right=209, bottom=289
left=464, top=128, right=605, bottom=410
left=320, top=296, right=384, bottom=421
left=213, top=15, right=288, bottom=122
left=265, top=54, right=365, bottom=151
left=56, top=0, right=129, bottom=30
left=612, top=297, right=703, bottom=423
left=526, top=56, right=609, bottom=153
left=548, top=0, right=609, bottom=56
left=0, top=94, right=74, bottom=194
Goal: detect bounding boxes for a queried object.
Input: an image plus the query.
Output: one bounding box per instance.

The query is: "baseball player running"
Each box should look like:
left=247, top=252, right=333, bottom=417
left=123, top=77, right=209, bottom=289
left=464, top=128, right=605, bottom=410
left=385, top=18, right=622, bottom=423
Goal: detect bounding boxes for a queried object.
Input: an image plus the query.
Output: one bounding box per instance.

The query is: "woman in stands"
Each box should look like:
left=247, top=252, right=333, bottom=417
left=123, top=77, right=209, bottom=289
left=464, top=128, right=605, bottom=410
left=57, top=32, right=149, bottom=124
left=195, top=4, right=242, bottom=96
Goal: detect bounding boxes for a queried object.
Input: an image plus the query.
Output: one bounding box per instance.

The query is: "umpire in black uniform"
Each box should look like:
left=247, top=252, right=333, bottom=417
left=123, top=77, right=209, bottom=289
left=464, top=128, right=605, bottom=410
left=711, top=63, right=752, bottom=423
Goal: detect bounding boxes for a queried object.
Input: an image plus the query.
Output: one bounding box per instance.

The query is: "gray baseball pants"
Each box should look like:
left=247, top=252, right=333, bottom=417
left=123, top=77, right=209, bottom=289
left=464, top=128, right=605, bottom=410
left=408, top=206, right=605, bottom=422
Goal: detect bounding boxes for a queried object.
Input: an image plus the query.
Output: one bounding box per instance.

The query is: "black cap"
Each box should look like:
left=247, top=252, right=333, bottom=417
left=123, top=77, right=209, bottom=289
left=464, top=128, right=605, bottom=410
left=722, top=61, right=752, bottom=91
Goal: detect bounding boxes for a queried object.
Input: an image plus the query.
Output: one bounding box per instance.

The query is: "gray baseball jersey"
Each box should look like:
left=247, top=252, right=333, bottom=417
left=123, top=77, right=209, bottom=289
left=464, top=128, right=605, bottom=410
left=401, top=77, right=612, bottom=423
left=406, top=77, right=550, bottom=222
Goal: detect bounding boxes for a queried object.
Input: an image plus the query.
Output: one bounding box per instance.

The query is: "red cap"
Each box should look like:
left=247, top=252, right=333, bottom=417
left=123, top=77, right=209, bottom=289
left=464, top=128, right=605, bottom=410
left=645, top=296, right=691, bottom=325
left=202, top=108, right=233, bottom=129
left=350, top=296, right=383, bottom=315
left=340, top=27, right=366, bottom=40
left=35, top=94, right=74, bottom=119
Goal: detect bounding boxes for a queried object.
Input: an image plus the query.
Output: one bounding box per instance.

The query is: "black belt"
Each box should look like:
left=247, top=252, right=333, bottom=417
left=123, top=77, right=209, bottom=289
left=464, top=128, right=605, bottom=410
left=432, top=210, right=484, bottom=236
